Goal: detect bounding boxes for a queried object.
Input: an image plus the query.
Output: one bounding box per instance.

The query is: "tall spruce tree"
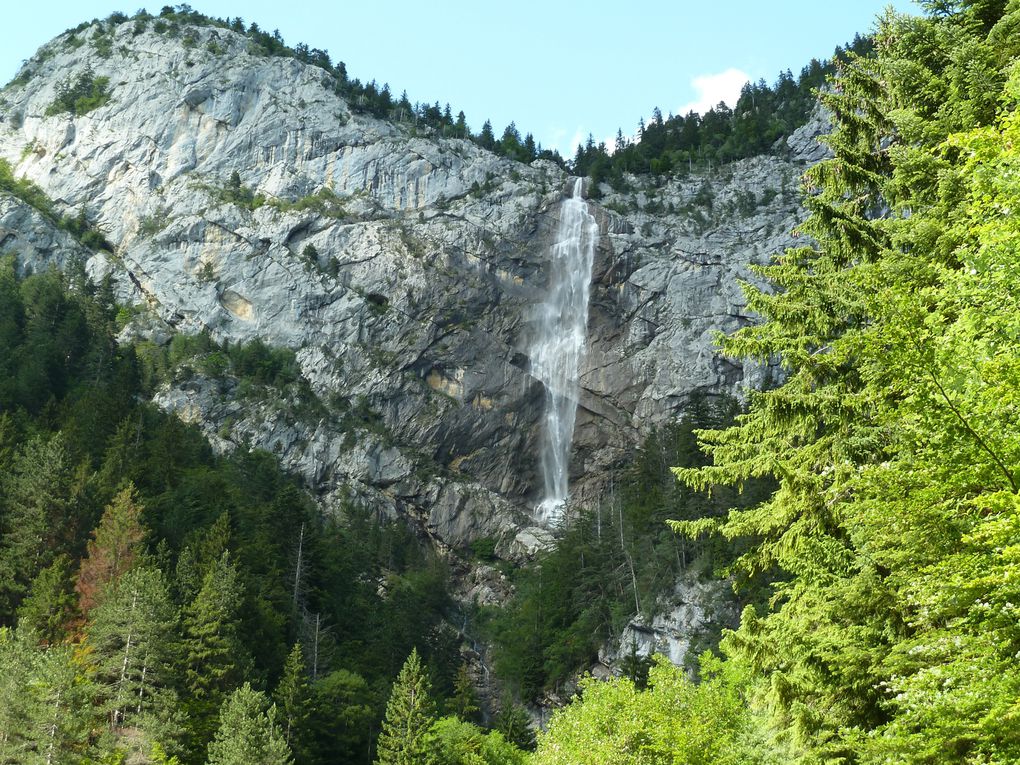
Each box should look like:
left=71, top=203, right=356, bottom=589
left=86, top=564, right=178, bottom=731
left=0, top=433, right=78, bottom=615
left=273, top=643, right=312, bottom=760
left=671, top=3, right=1020, bottom=762
left=15, top=554, right=78, bottom=645
left=76, top=483, right=147, bottom=615
left=375, top=648, right=438, bottom=765
left=207, top=683, right=293, bottom=765
left=181, top=551, right=251, bottom=754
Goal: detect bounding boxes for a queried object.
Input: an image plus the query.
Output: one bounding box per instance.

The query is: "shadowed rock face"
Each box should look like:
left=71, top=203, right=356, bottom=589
left=0, top=19, right=821, bottom=555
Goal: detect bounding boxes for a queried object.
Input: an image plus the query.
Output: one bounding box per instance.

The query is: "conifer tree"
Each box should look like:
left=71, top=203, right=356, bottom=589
left=0, top=628, right=36, bottom=764
left=0, top=628, right=101, bottom=765
left=76, top=483, right=147, bottom=615
left=273, top=643, right=311, bottom=759
left=181, top=551, right=250, bottom=752
left=207, top=683, right=293, bottom=765
left=0, top=433, right=77, bottom=614
left=375, top=648, right=438, bottom=765
left=86, top=564, right=178, bottom=731
left=310, top=667, right=375, bottom=765
left=15, top=554, right=78, bottom=645
left=451, top=662, right=480, bottom=723
left=495, top=694, right=535, bottom=751
left=669, top=3, right=1020, bottom=761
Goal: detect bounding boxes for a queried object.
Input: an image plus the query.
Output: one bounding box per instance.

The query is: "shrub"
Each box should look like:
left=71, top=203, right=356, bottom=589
left=45, top=67, right=111, bottom=117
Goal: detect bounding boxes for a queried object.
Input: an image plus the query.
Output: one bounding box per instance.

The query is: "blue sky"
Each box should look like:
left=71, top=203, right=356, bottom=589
left=4, top=2, right=918, bottom=156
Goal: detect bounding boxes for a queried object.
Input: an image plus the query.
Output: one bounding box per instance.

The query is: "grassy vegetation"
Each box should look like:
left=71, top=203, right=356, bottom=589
left=0, top=158, right=114, bottom=252
left=44, top=66, right=111, bottom=117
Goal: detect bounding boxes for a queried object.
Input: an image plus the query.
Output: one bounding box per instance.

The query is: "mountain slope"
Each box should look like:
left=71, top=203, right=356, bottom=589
left=0, top=13, right=818, bottom=559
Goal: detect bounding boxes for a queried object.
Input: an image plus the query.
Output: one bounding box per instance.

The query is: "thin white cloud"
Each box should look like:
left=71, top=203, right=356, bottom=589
left=548, top=127, right=587, bottom=158
left=676, top=68, right=750, bottom=116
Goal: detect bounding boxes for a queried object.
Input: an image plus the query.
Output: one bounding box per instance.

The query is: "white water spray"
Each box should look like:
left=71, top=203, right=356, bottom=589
left=532, top=178, right=598, bottom=525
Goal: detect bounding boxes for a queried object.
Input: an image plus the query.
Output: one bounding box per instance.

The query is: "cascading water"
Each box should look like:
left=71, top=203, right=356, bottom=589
left=532, top=177, right=598, bottom=525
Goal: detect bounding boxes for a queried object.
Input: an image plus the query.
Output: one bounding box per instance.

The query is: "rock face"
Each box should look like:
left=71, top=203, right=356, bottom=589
left=599, top=574, right=738, bottom=671
left=0, top=18, right=820, bottom=557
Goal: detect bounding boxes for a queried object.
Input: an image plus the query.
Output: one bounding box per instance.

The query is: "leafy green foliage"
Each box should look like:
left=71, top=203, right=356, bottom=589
left=532, top=655, right=763, bottom=765
left=430, top=716, right=528, bottom=765
left=134, top=330, right=305, bottom=402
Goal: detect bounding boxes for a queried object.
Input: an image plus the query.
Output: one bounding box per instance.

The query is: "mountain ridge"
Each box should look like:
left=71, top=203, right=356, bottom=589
left=0, top=13, right=817, bottom=573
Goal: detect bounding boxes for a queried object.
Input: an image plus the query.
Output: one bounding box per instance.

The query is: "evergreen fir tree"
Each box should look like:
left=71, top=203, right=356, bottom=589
left=375, top=647, right=438, bottom=765
left=0, top=628, right=101, bottom=765
left=451, top=662, right=480, bottom=723
left=0, top=433, right=77, bottom=615
left=86, top=564, right=178, bottom=731
left=495, top=694, right=535, bottom=751
left=76, top=483, right=147, bottom=615
left=273, top=643, right=311, bottom=759
left=15, top=554, right=78, bottom=645
left=181, top=552, right=250, bottom=753
left=207, top=683, right=293, bottom=765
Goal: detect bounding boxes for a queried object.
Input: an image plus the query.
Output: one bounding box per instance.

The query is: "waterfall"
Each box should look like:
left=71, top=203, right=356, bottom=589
left=532, top=177, right=598, bottom=525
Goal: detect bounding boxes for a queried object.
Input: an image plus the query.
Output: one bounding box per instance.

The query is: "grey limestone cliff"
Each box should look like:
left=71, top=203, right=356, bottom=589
left=0, top=17, right=822, bottom=571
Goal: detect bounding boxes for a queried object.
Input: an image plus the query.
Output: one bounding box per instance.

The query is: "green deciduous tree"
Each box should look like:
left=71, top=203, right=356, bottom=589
left=430, top=716, right=527, bottom=765
left=533, top=655, right=759, bottom=765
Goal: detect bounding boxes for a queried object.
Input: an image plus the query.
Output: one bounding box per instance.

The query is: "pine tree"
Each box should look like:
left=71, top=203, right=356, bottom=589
left=0, top=433, right=77, bottom=615
left=86, top=564, right=178, bottom=731
left=495, top=694, right=535, bottom=751
left=33, top=643, right=102, bottom=765
left=0, top=628, right=101, bottom=765
left=16, top=554, right=78, bottom=645
left=478, top=120, right=495, bottom=150
left=451, top=662, right=480, bottom=723
left=669, top=3, right=1020, bottom=761
left=375, top=648, right=438, bottom=765
left=207, top=683, right=293, bottom=765
left=76, top=483, right=147, bottom=615
left=181, top=551, right=250, bottom=752
left=0, top=628, right=36, bottom=764
left=273, top=644, right=311, bottom=759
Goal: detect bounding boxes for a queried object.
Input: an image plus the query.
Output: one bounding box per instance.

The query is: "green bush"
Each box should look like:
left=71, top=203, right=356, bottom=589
left=45, top=67, right=111, bottom=117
